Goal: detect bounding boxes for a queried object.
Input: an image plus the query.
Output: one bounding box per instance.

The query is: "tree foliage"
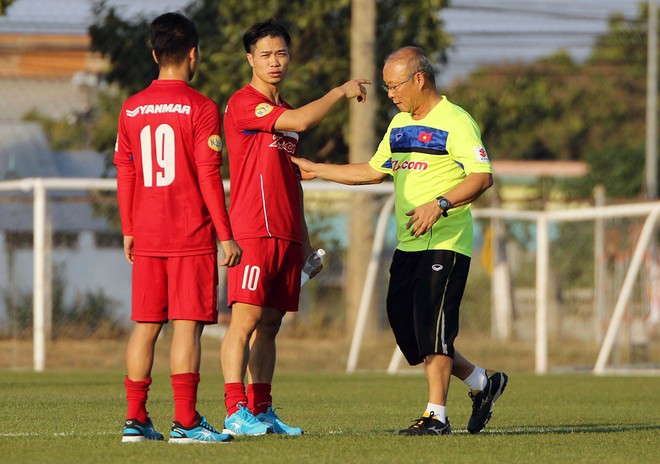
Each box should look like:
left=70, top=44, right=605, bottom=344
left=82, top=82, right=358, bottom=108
left=0, top=0, right=14, bottom=15
left=88, top=0, right=451, bottom=162
left=89, top=2, right=156, bottom=95
left=448, top=5, right=656, bottom=198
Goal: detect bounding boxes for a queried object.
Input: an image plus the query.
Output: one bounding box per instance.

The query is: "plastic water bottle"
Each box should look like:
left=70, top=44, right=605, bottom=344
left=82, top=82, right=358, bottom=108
left=300, top=249, right=325, bottom=286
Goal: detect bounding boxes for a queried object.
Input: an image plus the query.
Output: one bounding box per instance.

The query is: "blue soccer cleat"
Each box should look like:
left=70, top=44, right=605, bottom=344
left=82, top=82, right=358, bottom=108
left=122, top=417, right=164, bottom=443
left=255, top=407, right=303, bottom=435
left=169, top=415, right=234, bottom=444
left=223, top=405, right=273, bottom=436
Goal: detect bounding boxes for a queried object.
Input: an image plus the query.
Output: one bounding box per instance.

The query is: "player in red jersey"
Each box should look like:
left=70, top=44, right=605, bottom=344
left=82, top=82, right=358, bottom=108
left=114, top=12, right=241, bottom=444
left=220, top=18, right=370, bottom=436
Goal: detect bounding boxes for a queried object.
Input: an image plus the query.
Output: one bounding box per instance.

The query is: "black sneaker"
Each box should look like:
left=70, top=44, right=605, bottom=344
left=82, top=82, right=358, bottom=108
left=399, top=413, right=452, bottom=436
left=467, top=370, right=508, bottom=434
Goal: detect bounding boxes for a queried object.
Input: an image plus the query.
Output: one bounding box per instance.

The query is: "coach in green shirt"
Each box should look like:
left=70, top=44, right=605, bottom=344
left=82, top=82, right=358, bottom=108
left=292, top=46, right=508, bottom=436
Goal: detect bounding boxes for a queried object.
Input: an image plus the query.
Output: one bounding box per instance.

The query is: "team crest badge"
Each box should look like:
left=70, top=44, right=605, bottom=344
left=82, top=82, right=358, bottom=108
left=208, top=135, right=222, bottom=151
left=255, top=102, right=273, bottom=118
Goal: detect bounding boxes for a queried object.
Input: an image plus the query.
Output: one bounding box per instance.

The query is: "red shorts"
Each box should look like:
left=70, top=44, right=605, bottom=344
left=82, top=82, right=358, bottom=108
left=131, top=253, right=218, bottom=323
left=227, top=238, right=302, bottom=312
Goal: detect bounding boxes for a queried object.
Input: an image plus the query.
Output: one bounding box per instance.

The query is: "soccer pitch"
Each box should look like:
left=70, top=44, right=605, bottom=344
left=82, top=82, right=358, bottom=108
left=1, top=371, right=659, bottom=463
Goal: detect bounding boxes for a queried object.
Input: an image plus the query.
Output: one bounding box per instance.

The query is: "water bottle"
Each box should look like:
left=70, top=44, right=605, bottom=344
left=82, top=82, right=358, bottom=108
left=300, top=249, right=326, bottom=286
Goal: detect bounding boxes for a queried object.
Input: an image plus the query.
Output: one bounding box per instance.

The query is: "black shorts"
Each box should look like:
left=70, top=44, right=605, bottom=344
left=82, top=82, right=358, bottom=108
left=386, top=249, right=471, bottom=365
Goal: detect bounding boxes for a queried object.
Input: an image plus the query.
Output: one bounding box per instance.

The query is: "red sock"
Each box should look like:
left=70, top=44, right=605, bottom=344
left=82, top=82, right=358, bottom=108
left=248, top=383, right=272, bottom=415
left=171, top=372, right=200, bottom=428
left=124, top=376, right=151, bottom=423
left=224, top=382, right=247, bottom=416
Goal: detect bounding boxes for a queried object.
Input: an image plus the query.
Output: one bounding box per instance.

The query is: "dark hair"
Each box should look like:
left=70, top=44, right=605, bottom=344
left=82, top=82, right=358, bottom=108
left=242, top=18, right=291, bottom=53
left=149, top=12, right=198, bottom=66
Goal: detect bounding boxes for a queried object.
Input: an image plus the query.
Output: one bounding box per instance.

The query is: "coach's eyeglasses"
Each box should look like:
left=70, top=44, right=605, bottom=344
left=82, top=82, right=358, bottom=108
left=381, top=71, right=419, bottom=92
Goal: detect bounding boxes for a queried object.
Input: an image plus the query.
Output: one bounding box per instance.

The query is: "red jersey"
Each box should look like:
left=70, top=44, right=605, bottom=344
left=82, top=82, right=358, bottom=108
left=114, top=80, right=232, bottom=257
left=223, top=84, right=302, bottom=243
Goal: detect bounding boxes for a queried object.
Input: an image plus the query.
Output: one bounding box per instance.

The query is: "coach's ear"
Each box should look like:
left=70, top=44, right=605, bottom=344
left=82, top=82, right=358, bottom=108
left=246, top=53, right=254, bottom=68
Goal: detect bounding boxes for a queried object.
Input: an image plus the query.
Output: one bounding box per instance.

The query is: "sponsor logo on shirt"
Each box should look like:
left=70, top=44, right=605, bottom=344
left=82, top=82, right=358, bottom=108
left=474, top=146, right=490, bottom=163
left=391, top=159, right=429, bottom=172
left=208, top=135, right=222, bottom=151
left=269, top=132, right=298, bottom=154
left=125, top=104, right=191, bottom=117
left=255, top=102, right=274, bottom=118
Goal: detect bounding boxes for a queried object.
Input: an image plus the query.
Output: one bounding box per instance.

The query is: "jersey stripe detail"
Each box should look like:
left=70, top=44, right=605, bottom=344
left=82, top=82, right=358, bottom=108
left=390, top=126, right=449, bottom=155
left=435, top=252, right=457, bottom=354
left=391, top=147, right=449, bottom=155
left=259, top=174, right=272, bottom=237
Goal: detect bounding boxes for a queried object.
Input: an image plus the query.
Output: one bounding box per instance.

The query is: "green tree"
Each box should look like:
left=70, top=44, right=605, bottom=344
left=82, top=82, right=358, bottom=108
left=89, top=2, right=156, bottom=95
left=0, top=0, right=14, bottom=15
left=88, top=0, right=451, bottom=162
left=448, top=6, right=656, bottom=198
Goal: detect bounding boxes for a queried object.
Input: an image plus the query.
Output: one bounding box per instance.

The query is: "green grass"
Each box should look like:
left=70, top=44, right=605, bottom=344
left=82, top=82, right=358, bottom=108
left=1, top=371, right=659, bottom=463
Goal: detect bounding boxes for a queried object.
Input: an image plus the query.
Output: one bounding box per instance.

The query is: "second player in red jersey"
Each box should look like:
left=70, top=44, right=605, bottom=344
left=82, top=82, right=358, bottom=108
left=223, top=84, right=301, bottom=243
left=220, top=18, right=370, bottom=437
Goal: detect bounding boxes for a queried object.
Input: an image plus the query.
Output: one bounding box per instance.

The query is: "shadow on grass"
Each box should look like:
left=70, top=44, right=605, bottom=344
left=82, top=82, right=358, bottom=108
left=480, top=423, right=660, bottom=435
left=325, top=423, right=660, bottom=437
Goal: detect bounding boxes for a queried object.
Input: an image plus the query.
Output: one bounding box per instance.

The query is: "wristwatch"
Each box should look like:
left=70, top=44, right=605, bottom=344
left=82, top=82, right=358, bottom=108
left=436, top=196, right=452, bottom=217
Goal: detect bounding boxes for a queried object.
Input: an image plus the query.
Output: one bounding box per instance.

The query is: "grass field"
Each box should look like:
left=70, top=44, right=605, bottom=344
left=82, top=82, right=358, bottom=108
left=1, top=370, right=659, bottom=463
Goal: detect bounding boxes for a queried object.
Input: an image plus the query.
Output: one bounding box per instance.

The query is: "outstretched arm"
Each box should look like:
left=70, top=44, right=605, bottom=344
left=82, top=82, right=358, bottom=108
left=274, top=79, right=371, bottom=132
left=290, top=157, right=386, bottom=185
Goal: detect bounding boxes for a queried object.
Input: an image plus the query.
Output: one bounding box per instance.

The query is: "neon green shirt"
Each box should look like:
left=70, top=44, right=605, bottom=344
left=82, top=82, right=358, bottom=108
left=369, top=96, right=492, bottom=257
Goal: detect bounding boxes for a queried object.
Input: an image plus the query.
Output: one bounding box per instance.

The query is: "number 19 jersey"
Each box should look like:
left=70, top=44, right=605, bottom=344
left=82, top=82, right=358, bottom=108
left=114, top=80, right=231, bottom=257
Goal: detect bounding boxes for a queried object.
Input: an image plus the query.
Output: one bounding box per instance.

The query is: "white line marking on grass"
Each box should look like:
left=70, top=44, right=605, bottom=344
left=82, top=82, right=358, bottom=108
left=0, top=431, right=117, bottom=437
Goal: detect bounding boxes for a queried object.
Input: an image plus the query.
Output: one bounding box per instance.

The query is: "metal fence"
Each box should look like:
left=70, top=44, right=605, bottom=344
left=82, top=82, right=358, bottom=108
left=1, top=178, right=659, bottom=374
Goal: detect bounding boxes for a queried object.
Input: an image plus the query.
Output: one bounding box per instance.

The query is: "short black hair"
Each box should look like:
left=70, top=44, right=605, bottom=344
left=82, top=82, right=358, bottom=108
left=149, top=12, right=198, bottom=66
left=243, top=18, right=291, bottom=53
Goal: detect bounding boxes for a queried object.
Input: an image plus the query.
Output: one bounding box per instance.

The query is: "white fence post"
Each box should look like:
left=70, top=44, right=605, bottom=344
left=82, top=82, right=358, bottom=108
left=347, top=193, right=395, bottom=373
left=33, top=179, right=46, bottom=372
left=594, top=208, right=660, bottom=373
left=535, top=215, right=549, bottom=374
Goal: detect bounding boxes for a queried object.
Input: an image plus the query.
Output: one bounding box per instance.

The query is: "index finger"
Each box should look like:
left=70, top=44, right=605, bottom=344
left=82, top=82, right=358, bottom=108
left=354, top=79, right=372, bottom=85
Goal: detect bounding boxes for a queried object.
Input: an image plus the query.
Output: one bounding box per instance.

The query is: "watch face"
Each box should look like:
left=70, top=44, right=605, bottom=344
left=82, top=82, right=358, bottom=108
left=439, top=198, right=449, bottom=210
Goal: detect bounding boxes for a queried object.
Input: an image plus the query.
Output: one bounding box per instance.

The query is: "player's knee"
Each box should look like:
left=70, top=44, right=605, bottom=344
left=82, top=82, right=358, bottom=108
left=228, top=312, right=262, bottom=335
left=133, top=322, right=163, bottom=342
left=257, top=318, right=281, bottom=336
